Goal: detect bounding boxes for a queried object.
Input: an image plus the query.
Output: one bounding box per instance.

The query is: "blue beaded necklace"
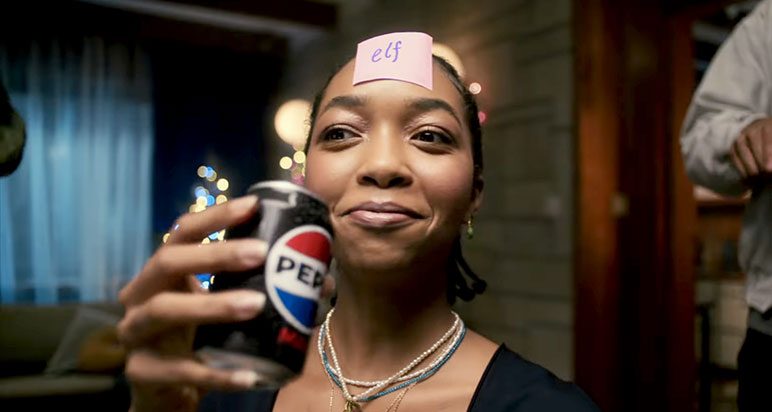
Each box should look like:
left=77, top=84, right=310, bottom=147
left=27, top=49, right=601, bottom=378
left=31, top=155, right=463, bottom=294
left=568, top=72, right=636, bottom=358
left=318, top=310, right=467, bottom=405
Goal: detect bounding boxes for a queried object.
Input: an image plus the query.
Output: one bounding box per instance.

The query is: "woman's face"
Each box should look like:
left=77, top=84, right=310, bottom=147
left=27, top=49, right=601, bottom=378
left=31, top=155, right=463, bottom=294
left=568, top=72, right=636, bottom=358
left=305, top=60, right=482, bottom=272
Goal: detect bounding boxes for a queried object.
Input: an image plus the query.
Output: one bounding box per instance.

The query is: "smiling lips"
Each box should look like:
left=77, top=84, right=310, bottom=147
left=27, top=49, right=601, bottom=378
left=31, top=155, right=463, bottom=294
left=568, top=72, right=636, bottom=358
left=343, top=202, right=424, bottom=228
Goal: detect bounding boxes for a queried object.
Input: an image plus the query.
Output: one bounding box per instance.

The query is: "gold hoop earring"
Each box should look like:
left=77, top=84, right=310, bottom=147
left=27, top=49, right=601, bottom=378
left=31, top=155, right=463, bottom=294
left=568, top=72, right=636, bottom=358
left=466, top=217, right=474, bottom=240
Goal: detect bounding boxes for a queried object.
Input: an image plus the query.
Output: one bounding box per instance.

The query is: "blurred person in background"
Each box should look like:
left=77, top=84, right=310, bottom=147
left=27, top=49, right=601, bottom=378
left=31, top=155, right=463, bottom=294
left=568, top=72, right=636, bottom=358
left=681, top=1, right=772, bottom=411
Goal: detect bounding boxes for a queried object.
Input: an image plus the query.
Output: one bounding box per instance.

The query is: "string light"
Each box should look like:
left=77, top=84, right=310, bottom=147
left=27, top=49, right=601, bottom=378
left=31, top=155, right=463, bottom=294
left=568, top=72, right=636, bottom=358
left=195, top=186, right=208, bottom=198
left=194, top=204, right=206, bottom=213
left=206, top=170, right=218, bottom=182
left=197, top=166, right=208, bottom=178
left=216, top=178, right=229, bottom=191
left=196, top=196, right=208, bottom=207
left=216, top=194, right=228, bottom=204
left=293, top=150, right=306, bottom=164
left=279, top=156, right=293, bottom=170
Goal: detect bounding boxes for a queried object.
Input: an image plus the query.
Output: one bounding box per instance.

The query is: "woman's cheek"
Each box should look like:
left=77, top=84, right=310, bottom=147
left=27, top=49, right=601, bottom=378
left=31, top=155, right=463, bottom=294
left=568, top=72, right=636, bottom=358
left=304, top=154, right=349, bottom=204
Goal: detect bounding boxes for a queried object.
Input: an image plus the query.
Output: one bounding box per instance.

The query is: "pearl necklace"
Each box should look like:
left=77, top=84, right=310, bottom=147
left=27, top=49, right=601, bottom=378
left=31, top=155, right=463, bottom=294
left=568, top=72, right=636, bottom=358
left=318, top=308, right=465, bottom=410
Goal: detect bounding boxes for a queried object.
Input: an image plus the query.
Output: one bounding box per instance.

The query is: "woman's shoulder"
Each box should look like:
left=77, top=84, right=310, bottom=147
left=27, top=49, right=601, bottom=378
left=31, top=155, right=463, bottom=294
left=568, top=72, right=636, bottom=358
left=468, top=345, right=600, bottom=412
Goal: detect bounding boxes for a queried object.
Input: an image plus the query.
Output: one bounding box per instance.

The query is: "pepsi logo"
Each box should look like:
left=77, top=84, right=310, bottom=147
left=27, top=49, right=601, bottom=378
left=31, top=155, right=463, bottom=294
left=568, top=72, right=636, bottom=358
left=265, top=225, right=332, bottom=334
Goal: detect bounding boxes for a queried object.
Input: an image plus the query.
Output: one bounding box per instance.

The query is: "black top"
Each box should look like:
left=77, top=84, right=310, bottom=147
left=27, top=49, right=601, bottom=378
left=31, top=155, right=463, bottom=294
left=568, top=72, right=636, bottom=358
left=199, top=345, right=600, bottom=412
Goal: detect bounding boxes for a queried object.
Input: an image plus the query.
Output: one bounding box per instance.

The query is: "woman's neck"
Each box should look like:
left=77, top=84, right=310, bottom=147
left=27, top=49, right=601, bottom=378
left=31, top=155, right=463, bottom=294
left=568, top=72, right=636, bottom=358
left=323, top=264, right=455, bottom=381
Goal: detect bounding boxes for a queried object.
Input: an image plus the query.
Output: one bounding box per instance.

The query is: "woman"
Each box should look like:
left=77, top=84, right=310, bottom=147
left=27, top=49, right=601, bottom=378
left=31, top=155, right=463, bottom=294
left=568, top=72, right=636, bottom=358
left=117, top=36, right=599, bottom=411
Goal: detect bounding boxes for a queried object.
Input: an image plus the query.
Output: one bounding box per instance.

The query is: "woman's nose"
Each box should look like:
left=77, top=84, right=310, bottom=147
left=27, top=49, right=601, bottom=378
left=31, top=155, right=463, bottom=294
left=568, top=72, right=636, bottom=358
left=356, top=129, right=413, bottom=189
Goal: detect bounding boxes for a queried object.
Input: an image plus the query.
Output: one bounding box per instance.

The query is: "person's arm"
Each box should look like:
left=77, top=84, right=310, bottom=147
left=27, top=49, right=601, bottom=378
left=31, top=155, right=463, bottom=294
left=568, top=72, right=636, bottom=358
left=680, top=1, right=772, bottom=196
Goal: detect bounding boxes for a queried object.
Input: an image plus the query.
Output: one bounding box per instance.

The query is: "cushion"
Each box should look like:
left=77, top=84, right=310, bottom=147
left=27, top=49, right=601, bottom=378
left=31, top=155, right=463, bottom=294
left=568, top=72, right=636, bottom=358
left=44, top=306, right=121, bottom=375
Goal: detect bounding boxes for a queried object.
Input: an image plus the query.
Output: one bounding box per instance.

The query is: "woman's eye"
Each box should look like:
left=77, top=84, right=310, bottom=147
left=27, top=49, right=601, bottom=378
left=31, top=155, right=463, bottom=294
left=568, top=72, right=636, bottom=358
left=322, top=128, right=357, bottom=141
left=413, top=130, right=451, bottom=144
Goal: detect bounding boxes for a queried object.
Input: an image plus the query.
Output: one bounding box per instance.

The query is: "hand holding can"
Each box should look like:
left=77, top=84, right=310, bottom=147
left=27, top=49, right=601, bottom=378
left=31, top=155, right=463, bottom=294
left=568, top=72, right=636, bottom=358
left=117, top=195, right=271, bottom=412
left=194, top=181, right=333, bottom=386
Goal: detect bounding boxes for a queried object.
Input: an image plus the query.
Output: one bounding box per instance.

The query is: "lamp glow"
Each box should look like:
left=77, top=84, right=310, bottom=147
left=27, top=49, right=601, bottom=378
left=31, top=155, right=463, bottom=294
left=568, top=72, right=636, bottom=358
left=432, top=43, right=465, bottom=78
left=274, top=99, right=311, bottom=149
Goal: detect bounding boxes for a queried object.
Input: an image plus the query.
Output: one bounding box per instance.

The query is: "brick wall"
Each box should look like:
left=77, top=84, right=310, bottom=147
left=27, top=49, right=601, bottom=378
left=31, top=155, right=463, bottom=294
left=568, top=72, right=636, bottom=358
left=271, top=0, right=575, bottom=379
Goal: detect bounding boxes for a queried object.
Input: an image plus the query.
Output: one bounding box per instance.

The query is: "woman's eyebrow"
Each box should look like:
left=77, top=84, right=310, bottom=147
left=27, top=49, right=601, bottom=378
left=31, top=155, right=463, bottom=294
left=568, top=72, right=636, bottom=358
left=405, top=98, right=462, bottom=126
left=320, top=95, right=368, bottom=115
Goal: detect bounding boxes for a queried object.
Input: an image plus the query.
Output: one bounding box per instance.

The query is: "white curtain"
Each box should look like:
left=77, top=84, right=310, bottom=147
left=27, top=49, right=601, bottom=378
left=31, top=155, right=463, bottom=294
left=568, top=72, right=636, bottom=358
left=0, top=37, right=153, bottom=304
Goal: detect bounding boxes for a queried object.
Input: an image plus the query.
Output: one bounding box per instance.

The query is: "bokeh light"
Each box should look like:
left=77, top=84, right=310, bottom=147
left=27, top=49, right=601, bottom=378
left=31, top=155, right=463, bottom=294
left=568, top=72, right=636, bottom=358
left=194, top=186, right=208, bottom=198
left=202, top=238, right=211, bottom=244
left=216, top=194, right=228, bottom=204
left=216, top=178, right=229, bottom=191
left=196, top=196, right=208, bottom=207
left=468, top=82, right=482, bottom=95
left=478, top=111, right=487, bottom=124
left=194, top=204, right=206, bottom=213
left=206, top=195, right=215, bottom=206
left=206, top=170, right=218, bottom=182
left=274, top=99, right=311, bottom=149
left=162, top=233, right=170, bottom=243
left=432, top=43, right=465, bottom=78
left=279, top=156, right=293, bottom=170
left=293, top=150, right=306, bottom=164
left=197, top=165, right=208, bottom=178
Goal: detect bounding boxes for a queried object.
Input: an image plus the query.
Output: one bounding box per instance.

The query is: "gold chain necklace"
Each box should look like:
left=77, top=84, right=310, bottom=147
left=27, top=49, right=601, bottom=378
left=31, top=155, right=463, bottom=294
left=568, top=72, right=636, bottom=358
left=328, top=378, right=417, bottom=412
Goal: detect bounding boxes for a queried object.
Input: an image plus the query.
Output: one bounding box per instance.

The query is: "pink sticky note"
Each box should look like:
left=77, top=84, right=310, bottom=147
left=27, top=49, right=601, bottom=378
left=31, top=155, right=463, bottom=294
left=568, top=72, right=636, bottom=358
left=352, top=32, right=433, bottom=90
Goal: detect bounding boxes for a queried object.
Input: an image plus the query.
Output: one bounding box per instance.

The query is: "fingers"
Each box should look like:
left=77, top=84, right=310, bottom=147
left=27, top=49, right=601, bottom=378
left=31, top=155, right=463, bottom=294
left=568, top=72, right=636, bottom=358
left=735, top=119, right=772, bottom=178
left=118, top=290, right=266, bottom=347
left=120, top=239, right=267, bottom=306
left=126, top=350, right=266, bottom=391
left=732, top=133, right=758, bottom=177
left=167, top=195, right=259, bottom=245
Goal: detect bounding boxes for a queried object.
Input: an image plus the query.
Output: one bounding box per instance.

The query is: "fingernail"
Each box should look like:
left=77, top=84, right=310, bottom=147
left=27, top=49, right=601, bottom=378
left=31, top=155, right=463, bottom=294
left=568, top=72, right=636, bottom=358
left=233, top=293, right=266, bottom=318
left=231, top=370, right=260, bottom=388
left=240, top=240, right=268, bottom=266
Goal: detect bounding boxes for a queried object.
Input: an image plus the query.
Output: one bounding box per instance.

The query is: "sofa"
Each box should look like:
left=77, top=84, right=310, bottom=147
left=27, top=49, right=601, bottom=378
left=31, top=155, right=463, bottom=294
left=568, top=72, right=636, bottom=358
left=0, top=302, right=130, bottom=410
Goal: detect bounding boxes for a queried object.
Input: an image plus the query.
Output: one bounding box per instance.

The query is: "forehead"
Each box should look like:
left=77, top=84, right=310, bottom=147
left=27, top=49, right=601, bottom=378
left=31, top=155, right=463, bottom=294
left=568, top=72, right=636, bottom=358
left=320, top=59, right=465, bottom=112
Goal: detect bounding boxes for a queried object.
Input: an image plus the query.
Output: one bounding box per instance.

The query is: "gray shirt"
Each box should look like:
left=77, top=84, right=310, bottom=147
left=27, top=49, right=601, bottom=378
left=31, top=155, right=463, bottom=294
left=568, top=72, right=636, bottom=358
left=681, top=0, right=772, bottom=316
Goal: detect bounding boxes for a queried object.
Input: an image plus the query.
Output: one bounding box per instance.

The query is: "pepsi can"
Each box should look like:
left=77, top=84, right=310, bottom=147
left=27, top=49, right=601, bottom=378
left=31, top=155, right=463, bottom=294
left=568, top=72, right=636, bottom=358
left=195, top=180, right=332, bottom=385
